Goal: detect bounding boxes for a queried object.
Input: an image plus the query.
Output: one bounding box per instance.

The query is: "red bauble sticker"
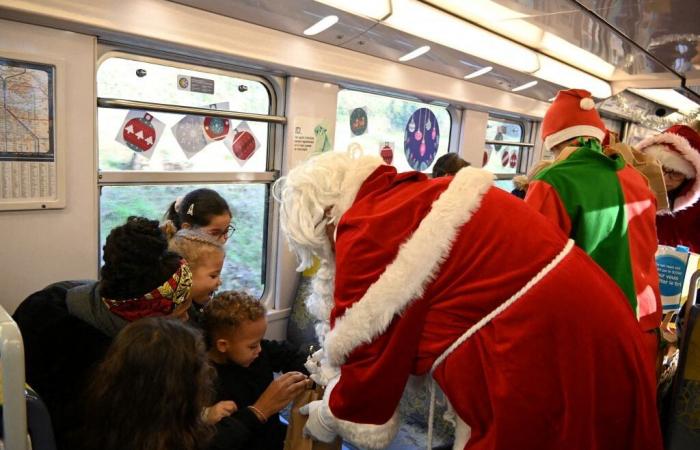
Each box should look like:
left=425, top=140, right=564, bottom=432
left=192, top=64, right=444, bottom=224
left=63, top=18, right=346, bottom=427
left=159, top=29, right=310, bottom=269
left=380, top=143, right=394, bottom=164
left=510, top=152, right=518, bottom=168
left=501, top=150, right=510, bottom=167
left=123, top=113, right=157, bottom=152
left=232, top=130, right=256, bottom=160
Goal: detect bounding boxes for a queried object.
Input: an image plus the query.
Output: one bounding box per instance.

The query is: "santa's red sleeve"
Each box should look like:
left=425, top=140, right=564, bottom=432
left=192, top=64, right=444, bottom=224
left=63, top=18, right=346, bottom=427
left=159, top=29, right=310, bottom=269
left=525, top=179, right=572, bottom=235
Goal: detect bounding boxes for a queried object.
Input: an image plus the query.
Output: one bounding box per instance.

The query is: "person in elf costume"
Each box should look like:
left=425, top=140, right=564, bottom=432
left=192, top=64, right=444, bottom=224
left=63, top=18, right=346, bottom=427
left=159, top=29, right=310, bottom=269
left=525, top=89, right=662, bottom=367
left=274, top=152, right=662, bottom=450
left=635, top=124, right=700, bottom=253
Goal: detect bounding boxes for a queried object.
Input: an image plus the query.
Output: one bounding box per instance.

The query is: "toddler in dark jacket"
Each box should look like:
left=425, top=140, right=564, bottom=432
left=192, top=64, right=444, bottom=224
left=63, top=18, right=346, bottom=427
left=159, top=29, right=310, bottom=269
left=201, top=291, right=311, bottom=450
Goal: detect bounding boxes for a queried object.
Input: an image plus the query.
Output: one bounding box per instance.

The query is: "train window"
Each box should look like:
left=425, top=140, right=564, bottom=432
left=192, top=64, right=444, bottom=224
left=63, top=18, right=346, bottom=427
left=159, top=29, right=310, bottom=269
left=97, top=57, right=271, bottom=172
left=97, top=55, right=280, bottom=301
left=482, top=117, right=532, bottom=176
left=335, top=89, right=451, bottom=173
left=100, top=184, right=267, bottom=298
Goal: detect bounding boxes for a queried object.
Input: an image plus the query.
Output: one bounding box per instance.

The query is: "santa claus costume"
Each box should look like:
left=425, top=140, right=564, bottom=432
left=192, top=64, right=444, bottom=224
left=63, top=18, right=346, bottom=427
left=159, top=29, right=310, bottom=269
left=525, top=89, right=661, bottom=344
left=276, top=152, right=662, bottom=450
left=636, top=124, right=700, bottom=253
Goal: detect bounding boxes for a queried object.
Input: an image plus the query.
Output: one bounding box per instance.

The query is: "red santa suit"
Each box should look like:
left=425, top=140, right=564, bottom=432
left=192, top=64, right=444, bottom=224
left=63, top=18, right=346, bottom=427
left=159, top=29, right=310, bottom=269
left=309, top=164, right=662, bottom=450
left=636, top=124, right=700, bottom=253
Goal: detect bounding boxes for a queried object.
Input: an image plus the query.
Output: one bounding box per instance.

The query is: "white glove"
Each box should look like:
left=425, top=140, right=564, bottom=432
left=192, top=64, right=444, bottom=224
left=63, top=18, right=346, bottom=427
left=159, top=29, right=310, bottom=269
left=298, top=400, right=338, bottom=443
left=303, top=349, right=339, bottom=386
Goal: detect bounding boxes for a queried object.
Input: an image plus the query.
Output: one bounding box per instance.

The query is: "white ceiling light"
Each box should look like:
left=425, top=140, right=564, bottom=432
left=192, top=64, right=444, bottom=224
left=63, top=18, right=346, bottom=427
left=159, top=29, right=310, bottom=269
left=464, top=66, right=493, bottom=80
left=535, top=55, right=611, bottom=98
left=399, top=45, right=431, bottom=62
left=548, top=96, right=556, bottom=102
left=314, top=0, right=391, bottom=21
left=512, top=80, right=538, bottom=92
left=303, top=15, right=339, bottom=36
left=629, top=89, right=700, bottom=114
left=425, top=0, right=618, bottom=80
left=539, top=33, right=615, bottom=80
left=384, top=0, right=540, bottom=73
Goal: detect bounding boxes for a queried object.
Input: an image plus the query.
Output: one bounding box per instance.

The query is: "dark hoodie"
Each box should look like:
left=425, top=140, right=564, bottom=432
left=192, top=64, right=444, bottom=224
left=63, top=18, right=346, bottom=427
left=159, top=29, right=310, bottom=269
left=13, top=281, right=122, bottom=449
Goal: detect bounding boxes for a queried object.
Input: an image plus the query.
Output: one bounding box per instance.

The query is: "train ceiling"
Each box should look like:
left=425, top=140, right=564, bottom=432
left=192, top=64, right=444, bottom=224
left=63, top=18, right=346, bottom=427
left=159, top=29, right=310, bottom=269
left=171, top=0, right=699, bottom=119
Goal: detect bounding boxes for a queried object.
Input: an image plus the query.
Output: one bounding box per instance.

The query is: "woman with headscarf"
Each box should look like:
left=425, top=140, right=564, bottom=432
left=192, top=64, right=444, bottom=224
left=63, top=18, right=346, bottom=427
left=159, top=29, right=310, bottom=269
left=13, top=216, right=194, bottom=449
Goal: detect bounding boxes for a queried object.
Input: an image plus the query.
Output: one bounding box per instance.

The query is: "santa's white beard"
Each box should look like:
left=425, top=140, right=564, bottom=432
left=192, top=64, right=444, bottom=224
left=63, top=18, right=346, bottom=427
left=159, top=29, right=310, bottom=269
left=308, top=257, right=336, bottom=345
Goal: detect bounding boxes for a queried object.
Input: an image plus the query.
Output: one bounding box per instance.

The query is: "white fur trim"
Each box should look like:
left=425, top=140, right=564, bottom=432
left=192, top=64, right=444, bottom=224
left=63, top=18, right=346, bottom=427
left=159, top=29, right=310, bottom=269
left=543, top=125, right=605, bottom=150
left=323, top=376, right=400, bottom=449
left=637, top=132, right=700, bottom=212
left=580, top=97, right=595, bottom=110
left=324, top=167, right=494, bottom=366
left=643, top=144, right=695, bottom=178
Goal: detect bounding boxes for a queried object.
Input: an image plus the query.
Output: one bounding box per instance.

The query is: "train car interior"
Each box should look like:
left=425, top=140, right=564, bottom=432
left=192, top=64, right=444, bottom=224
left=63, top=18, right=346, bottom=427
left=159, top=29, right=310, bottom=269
left=1, top=1, right=699, bottom=449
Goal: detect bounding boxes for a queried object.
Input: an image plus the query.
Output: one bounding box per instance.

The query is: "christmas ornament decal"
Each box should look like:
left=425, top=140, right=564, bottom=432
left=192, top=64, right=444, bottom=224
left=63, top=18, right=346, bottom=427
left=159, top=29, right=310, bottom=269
left=225, top=121, right=261, bottom=164
left=202, top=102, right=231, bottom=142
left=380, top=142, right=394, bottom=165
left=510, top=152, right=518, bottom=168
left=172, top=114, right=208, bottom=159
left=501, top=150, right=510, bottom=167
left=404, top=108, right=439, bottom=171
left=350, top=107, right=368, bottom=136
left=172, top=102, right=231, bottom=159
left=115, top=110, right=165, bottom=159
left=203, top=116, right=230, bottom=141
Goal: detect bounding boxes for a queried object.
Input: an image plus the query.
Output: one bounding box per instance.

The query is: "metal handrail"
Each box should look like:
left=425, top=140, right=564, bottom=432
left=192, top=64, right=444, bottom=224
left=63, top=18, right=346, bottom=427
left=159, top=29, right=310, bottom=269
left=484, top=140, right=534, bottom=147
left=97, top=98, right=287, bottom=124
left=0, top=306, right=27, bottom=450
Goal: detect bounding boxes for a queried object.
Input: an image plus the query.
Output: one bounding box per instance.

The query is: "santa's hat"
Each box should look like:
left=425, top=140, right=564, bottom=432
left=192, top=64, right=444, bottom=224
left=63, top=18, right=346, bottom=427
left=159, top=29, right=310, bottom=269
left=636, top=125, right=700, bottom=179
left=542, top=89, right=606, bottom=150
left=636, top=124, right=700, bottom=212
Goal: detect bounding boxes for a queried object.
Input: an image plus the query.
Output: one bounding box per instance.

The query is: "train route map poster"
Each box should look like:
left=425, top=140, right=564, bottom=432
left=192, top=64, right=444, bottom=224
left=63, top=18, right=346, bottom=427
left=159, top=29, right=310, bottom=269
left=0, top=57, right=57, bottom=206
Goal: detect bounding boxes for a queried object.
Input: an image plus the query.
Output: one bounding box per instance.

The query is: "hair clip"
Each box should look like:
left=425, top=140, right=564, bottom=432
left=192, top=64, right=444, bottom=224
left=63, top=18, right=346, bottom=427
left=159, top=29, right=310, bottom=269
left=187, top=203, right=195, bottom=216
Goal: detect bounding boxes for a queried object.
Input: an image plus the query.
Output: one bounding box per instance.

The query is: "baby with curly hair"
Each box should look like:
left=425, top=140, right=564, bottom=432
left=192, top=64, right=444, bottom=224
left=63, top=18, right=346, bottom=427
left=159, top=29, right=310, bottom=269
left=166, top=226, right=225, bottom=324
left=201, top=291, right=311, bottom=450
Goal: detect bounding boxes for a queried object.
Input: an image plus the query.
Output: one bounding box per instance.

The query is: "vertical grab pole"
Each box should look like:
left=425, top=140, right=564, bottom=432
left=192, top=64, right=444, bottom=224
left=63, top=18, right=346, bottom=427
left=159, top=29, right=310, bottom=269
left=0, top=306, right=27, bottom=450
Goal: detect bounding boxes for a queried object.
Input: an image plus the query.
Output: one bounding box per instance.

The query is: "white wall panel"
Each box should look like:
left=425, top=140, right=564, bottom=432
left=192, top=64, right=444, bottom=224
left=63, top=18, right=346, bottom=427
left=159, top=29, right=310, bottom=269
left=0, top=20, right=97, bottom=313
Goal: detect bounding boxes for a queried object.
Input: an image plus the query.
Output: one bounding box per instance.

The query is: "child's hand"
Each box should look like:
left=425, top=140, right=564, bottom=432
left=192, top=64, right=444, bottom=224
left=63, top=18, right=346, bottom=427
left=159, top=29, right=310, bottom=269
left=205, top=400, right=238, bottom=424
left=252, top=372, right=312, bottom=418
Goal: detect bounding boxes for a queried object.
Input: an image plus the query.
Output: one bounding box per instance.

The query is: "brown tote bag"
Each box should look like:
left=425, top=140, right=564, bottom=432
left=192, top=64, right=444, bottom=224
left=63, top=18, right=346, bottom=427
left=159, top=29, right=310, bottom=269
left=284, top=386, right=343, bottom=450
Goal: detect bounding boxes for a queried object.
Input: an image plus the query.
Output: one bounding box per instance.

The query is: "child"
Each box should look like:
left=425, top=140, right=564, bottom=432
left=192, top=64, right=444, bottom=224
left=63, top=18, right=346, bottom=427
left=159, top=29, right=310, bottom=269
left=201, top=291, right=312, bottom=450
left=166, top=227, right=225, bottom=324
left=164, top=188, right=234, bottom=243
left=13, top=216, right=195, bottom=449
left=81, top=317, right=216, bottom=450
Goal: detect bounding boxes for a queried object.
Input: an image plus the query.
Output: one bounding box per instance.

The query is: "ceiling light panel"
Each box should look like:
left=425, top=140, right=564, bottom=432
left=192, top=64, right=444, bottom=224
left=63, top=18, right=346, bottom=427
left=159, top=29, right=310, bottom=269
left=629, top=89, right=700, bottom=114
left=425, top=0, right=618, bottom=81
left=512, top=80, right=538, bottom=92
left=535, top=55, right=611, bottom=98
left=384, top=0, right=539, bottom=73
left=314, top=0, right=391, bottom=21
left=464, top=66, right=493, bottom=79
left=303, top=15, right=339, bottom=35
left=399, top=45, right=431, bottom=61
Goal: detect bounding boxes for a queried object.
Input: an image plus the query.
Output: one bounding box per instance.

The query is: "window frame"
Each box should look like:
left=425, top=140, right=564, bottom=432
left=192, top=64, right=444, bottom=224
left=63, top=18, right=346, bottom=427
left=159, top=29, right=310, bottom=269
left=95, top=49, right=285, bottom=309
left=484, top=114, right=535, bottom=179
